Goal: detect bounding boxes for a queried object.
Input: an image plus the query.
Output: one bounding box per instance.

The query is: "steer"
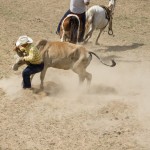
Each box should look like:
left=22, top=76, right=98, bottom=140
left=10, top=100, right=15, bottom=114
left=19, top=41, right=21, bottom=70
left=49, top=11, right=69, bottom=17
left=13, top=40, right=116, bottom=89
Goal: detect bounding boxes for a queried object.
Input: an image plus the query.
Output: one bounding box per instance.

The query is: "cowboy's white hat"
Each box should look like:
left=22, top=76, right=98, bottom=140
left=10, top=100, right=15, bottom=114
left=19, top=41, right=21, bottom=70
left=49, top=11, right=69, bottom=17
left=16, top=35, right=33, bottom=47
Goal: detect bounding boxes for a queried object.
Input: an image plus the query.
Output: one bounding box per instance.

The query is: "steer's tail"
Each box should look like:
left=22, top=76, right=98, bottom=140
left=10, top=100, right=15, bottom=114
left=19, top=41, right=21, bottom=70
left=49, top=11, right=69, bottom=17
left=89, top=51, right=116, bottom=67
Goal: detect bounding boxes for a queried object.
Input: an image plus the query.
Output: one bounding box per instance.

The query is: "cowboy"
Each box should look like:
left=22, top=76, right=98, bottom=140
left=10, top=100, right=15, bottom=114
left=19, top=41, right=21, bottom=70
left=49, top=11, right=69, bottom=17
left=14, top=35, right=44, bottom=89
left=56, top=0, right=90, bottom=42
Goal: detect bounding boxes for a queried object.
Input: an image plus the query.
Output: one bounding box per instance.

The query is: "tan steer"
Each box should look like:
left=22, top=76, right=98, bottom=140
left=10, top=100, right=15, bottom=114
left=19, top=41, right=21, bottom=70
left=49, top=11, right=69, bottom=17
left=13, top=40, right=116, bottom=89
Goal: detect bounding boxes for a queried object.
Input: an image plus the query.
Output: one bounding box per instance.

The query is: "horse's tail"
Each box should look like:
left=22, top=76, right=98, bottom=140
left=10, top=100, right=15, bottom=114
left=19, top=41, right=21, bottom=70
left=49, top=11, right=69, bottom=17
left=68, top=14, right=80, bottom=43
left=89, top=51, right=116, bottom=67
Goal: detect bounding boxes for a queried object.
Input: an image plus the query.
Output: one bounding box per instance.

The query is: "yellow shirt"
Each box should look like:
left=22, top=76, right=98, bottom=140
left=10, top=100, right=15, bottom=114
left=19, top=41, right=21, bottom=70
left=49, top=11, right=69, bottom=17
left=20, top=44, right=42, bottom=64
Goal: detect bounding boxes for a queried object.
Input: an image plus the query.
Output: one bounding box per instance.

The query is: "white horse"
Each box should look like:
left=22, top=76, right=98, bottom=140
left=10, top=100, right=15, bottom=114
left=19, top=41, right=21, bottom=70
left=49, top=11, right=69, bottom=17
left=84, top=0, right=116, bottom=45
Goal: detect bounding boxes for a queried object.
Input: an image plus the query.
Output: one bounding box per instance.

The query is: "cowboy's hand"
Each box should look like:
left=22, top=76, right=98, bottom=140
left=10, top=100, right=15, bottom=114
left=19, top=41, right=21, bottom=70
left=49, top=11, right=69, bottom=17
left=18, top=45, right=26, bottom=52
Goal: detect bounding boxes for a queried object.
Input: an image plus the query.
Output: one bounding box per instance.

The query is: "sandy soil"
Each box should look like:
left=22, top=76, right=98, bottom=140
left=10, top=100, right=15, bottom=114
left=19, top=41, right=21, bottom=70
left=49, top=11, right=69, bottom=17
left=0, top=0, right=150, bottom=149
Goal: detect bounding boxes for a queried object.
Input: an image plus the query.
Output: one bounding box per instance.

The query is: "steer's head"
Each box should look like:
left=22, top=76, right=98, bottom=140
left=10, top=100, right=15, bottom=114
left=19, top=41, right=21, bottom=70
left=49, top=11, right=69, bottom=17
left=13, top=46, right=25, bottom=57
left=12, top=55, right=26, bottom=71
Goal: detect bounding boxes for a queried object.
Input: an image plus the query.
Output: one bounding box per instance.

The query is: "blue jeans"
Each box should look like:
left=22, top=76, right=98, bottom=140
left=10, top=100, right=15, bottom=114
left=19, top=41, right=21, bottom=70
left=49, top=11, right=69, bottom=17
left=56, top=9, right=86, bottom=42
left=22, top=63, right=44, bottom=88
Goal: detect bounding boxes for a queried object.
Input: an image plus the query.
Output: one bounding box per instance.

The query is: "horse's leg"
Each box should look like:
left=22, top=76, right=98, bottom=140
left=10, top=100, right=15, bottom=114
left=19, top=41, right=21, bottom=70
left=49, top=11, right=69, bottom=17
left=95, top=28, right=104, bottom=45
left=84, top=24, right=94, bottom=43
left=40, top=66, right=48, bottom=89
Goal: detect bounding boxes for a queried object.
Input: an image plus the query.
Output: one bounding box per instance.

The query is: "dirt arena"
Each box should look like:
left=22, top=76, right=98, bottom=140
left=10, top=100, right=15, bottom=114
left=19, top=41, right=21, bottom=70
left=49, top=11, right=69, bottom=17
left=0, top=0, right=150, bottom=149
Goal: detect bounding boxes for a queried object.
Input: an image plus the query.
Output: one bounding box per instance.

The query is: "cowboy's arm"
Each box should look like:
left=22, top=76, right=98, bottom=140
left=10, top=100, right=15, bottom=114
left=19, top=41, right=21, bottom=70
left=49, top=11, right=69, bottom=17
left=24, top=48, right=35, bottom=61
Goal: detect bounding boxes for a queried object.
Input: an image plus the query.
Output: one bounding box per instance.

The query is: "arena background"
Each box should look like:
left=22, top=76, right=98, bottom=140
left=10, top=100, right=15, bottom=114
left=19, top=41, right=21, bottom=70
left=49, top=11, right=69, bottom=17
left=0, top=0, right=150, bottom=149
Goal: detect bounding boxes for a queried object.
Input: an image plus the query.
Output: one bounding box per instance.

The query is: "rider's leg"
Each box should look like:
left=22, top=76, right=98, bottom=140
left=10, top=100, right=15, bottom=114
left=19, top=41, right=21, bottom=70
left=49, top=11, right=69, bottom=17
left=78, top=12, right=86, bottom=42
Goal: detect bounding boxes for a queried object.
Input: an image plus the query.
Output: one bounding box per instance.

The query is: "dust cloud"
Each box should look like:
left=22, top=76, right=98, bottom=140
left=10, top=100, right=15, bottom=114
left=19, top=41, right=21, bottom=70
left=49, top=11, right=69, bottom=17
left=0, top=59, right=150, bottom=149
left=0, top=0, right=150, bottom=148
left=0, top=60, right=149, bottom=107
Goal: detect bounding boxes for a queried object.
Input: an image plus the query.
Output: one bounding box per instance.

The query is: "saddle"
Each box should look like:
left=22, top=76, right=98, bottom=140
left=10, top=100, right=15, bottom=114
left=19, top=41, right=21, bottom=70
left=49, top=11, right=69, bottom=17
left=100, top=5, right=111, bottom=21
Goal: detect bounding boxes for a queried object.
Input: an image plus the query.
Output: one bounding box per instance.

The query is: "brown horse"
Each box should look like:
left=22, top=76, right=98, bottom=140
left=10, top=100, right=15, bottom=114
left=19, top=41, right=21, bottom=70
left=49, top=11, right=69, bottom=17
left=60, top=14, right=80, bottom=44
